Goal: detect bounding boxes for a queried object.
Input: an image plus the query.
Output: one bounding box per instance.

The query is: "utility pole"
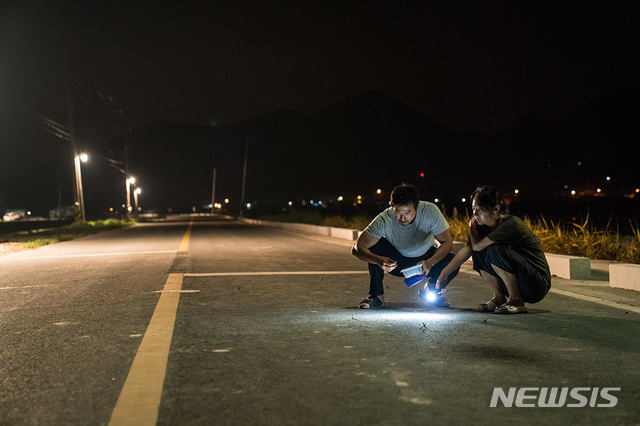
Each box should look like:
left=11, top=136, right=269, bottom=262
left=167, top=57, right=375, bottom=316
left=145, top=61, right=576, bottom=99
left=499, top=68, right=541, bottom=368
left=240, top=138, right=248, bottom=213
left=211, top=168, right=217, bottom=215
left=64, top=49, right=85, bottom=221
left=124, top=141, right=131, bottom=219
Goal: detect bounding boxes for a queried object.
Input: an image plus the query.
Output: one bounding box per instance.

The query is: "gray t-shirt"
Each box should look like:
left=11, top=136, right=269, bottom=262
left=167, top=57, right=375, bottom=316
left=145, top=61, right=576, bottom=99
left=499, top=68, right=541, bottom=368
left=364, top=201, right=450, bottom=257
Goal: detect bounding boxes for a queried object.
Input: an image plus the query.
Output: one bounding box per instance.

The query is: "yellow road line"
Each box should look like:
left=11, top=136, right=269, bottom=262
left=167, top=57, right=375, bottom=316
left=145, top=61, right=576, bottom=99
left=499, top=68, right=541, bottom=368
left=110, top=223, right=193, bottom=425
left=109, top=273, right=183, bottom=426
left=178, top=221, right=193, bottom=253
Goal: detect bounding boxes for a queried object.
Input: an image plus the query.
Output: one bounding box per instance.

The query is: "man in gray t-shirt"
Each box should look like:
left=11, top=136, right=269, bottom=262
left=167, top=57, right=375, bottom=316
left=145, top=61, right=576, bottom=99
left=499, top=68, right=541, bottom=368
left=352, top=183, right=460, bottom=309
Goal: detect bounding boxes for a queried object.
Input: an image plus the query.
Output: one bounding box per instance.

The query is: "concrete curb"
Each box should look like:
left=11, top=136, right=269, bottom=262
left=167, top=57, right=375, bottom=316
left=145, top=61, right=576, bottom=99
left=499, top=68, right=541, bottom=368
left=610, top=263, right=640, bottom=291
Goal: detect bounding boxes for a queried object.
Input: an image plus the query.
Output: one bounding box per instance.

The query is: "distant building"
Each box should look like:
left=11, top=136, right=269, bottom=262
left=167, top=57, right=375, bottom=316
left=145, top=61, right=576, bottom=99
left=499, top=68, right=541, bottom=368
left=49, top=206, right=75, bottom=220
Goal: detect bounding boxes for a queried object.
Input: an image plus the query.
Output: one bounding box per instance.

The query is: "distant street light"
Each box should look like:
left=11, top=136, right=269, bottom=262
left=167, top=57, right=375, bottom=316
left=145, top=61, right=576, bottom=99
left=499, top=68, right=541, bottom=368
left=134, top=187, right=142, bottom=217
left=74, top=153, right=88, bottom=221
left=126, top=177, right=136, bottom=219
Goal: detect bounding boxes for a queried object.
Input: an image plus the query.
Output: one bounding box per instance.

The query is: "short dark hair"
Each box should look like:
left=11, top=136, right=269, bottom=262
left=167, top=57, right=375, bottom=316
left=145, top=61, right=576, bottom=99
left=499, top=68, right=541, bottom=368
left=470, top=186, right=508, bottom=214
left=391, top=183, right=419, bottom=208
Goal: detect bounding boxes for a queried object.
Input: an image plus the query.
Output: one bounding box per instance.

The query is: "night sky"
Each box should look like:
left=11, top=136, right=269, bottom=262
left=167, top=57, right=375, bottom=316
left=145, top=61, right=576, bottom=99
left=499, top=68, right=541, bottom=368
left=1, top=1, right=639, bottom=215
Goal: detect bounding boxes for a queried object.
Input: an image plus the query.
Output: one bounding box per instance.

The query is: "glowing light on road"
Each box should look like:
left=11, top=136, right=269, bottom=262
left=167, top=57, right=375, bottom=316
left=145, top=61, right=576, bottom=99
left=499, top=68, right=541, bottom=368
left=359, top=311, right=454, bottom=322
left=304, top=310, right=454, bottom=324
left=425, top=290, right=438, bottom=303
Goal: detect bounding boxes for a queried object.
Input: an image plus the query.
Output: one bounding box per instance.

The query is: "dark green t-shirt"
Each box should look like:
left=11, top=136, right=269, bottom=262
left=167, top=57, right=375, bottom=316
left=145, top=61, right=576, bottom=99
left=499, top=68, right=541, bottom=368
left=487, top=215, right=550, bottom=278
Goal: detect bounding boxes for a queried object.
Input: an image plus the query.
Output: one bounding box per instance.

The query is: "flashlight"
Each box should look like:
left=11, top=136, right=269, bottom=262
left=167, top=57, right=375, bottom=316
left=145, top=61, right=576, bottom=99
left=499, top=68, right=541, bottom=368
left=417, top=287, right=448, bottom=307
left=401, top=264, right=449, bottom=307
left=425, top=290, right=438, bottom=303
left=418, top=288, right=439, bottom=303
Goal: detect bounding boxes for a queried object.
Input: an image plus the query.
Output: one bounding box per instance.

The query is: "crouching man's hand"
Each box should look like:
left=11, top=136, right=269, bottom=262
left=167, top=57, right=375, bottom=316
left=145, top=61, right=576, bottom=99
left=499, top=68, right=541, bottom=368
left=435, top=272, right=448, bottom=292
left=377, top=257, right=398, bottom=272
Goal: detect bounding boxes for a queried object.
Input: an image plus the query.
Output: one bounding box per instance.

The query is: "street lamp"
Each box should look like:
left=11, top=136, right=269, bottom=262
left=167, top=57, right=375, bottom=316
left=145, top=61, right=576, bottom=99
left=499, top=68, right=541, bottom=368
left=74, top=152, right=88, bottom=221
left=126, top=177, right=136, bottom=219
left=134, top=187, right=142, bottom=217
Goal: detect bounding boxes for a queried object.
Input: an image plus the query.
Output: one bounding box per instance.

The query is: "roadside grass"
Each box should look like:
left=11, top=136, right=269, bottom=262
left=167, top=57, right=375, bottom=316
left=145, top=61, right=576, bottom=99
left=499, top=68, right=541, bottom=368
left=0, top=219, right=135, bottom=255
left=258, top=209, right=640, bottom=264
left=22, top=238, right=59, bottom=249
left=527, top=215, right=640, bottom=264
left=445, top=209, right=639, bottom=264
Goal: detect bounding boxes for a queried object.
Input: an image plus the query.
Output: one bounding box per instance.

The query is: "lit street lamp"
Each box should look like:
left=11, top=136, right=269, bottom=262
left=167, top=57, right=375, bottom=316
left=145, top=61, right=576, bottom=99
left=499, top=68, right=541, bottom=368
left=126, top=177, right=136, bottom=219
left=74, top=152, right=88, bottom=221
left=134, top=187, right=142, bottom=217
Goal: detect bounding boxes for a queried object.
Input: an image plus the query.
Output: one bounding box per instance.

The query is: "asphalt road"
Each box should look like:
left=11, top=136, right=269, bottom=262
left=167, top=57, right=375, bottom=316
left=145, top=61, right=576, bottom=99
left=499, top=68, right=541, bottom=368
left=0, top=216, right=639, bottom=425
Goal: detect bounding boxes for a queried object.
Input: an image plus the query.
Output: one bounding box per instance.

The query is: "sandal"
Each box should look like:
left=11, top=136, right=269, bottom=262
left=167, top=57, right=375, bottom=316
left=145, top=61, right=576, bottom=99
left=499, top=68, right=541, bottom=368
left=358, top=296, right=383, bottom=309
left=494, top=304, right=528, bottom=314
left=478, top=301, right=499, bottom=312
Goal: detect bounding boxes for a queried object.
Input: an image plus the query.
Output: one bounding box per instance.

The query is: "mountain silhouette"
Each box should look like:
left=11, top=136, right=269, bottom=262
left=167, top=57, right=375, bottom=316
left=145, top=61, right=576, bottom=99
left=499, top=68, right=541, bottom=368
left=93, top=90, right=640, bottom=218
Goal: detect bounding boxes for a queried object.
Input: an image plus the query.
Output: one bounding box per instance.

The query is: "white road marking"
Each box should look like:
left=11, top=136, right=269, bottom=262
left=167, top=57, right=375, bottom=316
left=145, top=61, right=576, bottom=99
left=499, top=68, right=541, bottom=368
left=3, top=250, right=177, bottom=260
left=185, top=270, right=369, bottom=277
left=0, top=285, right=50, bottom=290
left=550, top=288, right=640, bottom=314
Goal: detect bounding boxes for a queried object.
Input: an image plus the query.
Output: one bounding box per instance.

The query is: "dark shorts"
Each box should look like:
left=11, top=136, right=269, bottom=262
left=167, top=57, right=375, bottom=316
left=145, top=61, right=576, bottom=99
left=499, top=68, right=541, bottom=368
left=367, top=237, right=459, bottom=297
left=472, top=244, right=551, bottom=303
